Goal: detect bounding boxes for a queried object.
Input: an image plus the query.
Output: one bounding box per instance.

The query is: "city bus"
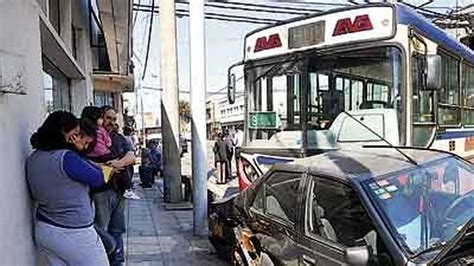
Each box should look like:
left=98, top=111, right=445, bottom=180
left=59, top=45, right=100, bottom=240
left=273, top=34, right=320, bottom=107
left=226, top=3, right=474, bottom=190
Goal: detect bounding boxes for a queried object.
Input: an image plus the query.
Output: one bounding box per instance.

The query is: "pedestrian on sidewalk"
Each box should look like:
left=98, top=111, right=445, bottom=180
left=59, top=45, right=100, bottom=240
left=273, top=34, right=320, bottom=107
left=113, top=123, right=140, bottom=200
left=26, top=111, right=109, bottom=265
left=233, top=125, right=244, bottom=176
left=91, top=106, right=136, bottom=266
left=224, top=129, right=234, bottom=180
left=213, top=132, right=231, bottom=184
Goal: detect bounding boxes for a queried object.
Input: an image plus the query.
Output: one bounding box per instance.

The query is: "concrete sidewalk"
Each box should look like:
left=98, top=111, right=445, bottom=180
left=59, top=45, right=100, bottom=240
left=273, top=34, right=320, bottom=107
left=124, top=180, right=226, bottom=266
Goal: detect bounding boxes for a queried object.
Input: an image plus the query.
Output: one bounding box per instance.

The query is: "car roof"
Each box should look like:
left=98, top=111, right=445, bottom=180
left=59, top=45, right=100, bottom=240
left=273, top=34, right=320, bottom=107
left=273, top=147, right=452, bottom=181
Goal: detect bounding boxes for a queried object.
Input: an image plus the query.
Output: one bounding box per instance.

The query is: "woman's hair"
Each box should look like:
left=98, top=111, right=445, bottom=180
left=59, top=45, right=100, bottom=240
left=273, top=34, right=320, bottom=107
left=78, top=119, right=97, bottom=155
left=79, top=119, right=97, bottom=138
left=81, top=106, right=103, bottom=125
left=30, top=111, right=79, bottom=151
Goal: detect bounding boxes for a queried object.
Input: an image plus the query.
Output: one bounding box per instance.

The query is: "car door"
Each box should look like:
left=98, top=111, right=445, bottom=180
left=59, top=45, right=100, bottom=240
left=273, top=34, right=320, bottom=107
left=299, top=175, right=395, bottom=266
left=247, top=171, right=305, bottom=266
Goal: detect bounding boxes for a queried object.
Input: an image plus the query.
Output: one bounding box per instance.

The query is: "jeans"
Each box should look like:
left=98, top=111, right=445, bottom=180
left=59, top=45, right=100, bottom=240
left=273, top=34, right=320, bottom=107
left=139, top=164, right=155, bottom=187
left=35, top=221, right=108, bottom=266
left=93, top=189, right=125, bottom=264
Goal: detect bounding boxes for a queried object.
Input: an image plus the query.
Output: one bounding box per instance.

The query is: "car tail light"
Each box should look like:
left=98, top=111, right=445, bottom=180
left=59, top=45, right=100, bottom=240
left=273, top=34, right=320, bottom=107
left=333, top=14, right=373, bottom=36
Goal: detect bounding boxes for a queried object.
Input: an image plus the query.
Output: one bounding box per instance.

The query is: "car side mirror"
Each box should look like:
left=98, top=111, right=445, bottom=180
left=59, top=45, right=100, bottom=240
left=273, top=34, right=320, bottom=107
left=344, top=246, right=371, bottom=266
left=425, top=55, right=442, bottom=90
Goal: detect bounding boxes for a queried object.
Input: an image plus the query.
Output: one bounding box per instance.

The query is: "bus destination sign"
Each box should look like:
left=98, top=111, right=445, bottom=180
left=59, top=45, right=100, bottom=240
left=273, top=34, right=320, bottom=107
left=249, top=111, right=278, bottom=129
left=288, top=21, right=325, bottom=49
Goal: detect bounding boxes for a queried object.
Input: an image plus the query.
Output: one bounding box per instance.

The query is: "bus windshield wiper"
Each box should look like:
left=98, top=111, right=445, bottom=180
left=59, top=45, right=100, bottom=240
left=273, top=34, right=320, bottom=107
left=410, top=241, right=446, bottom=260
left=253, top=53, right=301, bottom=82
left=343, top=111, right=418, bottom=165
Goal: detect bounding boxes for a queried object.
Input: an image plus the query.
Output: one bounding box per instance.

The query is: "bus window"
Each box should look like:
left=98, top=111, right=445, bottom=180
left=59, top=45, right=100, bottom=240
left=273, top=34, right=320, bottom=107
left=335, top=77, right=363, bottom=111
left=292, top=75, right=301, bottom=125
left=412, top=54, right=434, bottom=123
left=438, top=51, right=461, bottom=126
left=367, top=83, right=389, bottom=102
left=412, top=53, right=436, bottom=147
left=462, top=63, right=474, bottom=126
left=351, top=80, right=363, bottom=110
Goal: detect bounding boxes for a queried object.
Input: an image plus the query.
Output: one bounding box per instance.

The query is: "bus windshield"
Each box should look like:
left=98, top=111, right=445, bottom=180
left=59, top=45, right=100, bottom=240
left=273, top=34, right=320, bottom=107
left=246, top=46, right=403, bottom=148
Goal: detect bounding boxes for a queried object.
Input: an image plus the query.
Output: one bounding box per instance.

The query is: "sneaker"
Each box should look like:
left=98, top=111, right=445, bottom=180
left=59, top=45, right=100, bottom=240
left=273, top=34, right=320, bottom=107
left=123, top=189, right=140, bottom=200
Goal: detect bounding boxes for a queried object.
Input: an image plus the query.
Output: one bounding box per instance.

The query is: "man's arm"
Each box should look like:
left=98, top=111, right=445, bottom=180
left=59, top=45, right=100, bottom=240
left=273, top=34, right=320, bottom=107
left=118, top=151, right=136, bottom=167
left=109, top=134, right=136, bottom=169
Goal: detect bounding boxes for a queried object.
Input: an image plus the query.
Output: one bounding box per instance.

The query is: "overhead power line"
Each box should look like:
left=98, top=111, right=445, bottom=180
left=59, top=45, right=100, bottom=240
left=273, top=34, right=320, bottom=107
left=133, top=7, right=278, bottom=25
left=134, top=5, right=280, bottom=23
left=140, top=0, right=155, bottom=80
left=271, top=1, right=350, bottom=7
left=178, top=1, right=322, bottom=13
left=134, top=3, right=306, bottom=17
left=205, top=2, right=310, bottom=16
left=132, top=0, right=142, bottom=28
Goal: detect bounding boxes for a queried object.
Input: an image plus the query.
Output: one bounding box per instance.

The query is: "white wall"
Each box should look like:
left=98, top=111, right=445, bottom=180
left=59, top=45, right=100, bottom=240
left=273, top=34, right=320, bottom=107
left=0, top=0, right=44, bottom=264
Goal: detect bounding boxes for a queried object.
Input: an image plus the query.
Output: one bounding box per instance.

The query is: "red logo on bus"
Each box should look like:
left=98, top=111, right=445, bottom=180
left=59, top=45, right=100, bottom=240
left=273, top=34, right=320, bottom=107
left=254, top=34, right=282, bottom=52
left=333, top=14, right=373, bottom=36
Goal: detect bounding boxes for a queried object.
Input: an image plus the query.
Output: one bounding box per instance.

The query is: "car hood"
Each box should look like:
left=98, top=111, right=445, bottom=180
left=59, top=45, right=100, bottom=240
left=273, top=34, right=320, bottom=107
left=430, top=218, right=474, bottom=265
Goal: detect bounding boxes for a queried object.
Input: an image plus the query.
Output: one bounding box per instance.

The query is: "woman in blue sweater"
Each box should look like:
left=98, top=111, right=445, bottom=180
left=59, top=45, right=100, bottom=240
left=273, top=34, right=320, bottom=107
left=26, top=111, right=108, bottom=265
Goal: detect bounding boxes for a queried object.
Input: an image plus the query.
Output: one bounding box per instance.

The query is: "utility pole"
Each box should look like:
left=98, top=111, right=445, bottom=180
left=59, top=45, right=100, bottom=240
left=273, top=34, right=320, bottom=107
left=141, top=93, right=145, bottom=138
left=160, top=0, right=181, bottom=203
left=189, top=0, right=208, bottom=235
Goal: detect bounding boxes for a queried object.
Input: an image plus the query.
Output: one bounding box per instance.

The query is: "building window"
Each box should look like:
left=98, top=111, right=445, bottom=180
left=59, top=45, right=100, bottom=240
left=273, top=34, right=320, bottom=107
left=438, top=51, right=461, bottom=126
left=94, top=91, right=115, bottom=107
left=90, top=1, right=111, bottom=72
left=43, top=57, right=71, bottom=113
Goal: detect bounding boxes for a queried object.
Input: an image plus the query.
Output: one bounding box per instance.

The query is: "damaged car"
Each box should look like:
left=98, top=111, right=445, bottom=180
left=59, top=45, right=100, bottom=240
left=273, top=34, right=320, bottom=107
left=209, top=147, right=474, bottom=265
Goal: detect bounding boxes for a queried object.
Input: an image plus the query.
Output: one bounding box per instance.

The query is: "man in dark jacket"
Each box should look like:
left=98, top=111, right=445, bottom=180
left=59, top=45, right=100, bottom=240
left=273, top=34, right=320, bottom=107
left=213, top=133, right=231, bottom=184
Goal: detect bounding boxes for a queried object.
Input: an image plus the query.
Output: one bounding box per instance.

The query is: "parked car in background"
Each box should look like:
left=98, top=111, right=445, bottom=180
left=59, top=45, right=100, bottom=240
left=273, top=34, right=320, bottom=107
left=209, top=147, right=474, bottom=265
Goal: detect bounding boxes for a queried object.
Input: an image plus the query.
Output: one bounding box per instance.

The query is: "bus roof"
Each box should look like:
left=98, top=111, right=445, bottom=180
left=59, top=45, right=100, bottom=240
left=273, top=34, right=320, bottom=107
left=396, top=4, right=474, bottom=64
left=244, top=3, right=473, bottom=64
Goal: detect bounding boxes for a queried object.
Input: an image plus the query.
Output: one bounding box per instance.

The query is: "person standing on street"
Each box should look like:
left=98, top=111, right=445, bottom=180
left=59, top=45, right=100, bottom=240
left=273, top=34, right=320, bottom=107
left=233, top=125, right=244, bottom=176
left=114, top=124, right=140, bottom=200
left=92, top=106, right=136, bottom=266
left=224, top=129, right=234, bottom=180
left=26, top=111, right=109, bottom=265
left=213, top=133, right=231, bottom=184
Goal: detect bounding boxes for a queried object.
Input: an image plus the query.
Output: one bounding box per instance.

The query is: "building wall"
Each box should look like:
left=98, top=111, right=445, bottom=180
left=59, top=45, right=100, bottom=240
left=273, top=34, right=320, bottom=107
left=0, top=0, right=44, bottom=264
left=0, top=0, right=97, bottom=263
left=218, top=94, right=245, bottom=132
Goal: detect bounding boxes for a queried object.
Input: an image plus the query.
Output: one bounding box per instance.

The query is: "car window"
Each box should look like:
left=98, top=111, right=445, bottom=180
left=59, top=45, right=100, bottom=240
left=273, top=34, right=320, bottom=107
left=251, top=172, right=302, bottom=225
left=307, top=176, right=393, bottom=264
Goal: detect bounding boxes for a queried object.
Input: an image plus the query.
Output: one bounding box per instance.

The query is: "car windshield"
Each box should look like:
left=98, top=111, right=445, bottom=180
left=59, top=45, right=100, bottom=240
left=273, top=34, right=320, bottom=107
left=362, top=157, right=474, bottom=257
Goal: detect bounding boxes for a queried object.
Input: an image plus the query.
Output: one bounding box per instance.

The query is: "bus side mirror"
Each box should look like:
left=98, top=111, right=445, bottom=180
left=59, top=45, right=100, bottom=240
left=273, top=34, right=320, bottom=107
left=228, top=73, right=236, bottom=104
left=425, top=55, right=442, bottom=90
